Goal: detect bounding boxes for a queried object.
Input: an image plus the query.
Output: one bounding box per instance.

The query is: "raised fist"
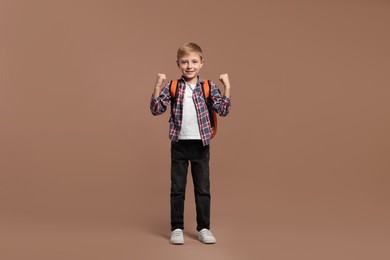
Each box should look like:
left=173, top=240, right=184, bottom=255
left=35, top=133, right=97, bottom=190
left=155, top=73, right=166, bottom=88
left=219, top=73, right=230, bottom=88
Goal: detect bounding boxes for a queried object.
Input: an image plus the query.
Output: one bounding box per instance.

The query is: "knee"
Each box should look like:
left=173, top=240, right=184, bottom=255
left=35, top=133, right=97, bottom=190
left=195, top=185, right=210, bottom=196
left=171, top=183, right=186, bottom=195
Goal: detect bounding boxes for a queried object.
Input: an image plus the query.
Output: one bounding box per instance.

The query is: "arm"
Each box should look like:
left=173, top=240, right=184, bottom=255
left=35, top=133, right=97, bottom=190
left=209, top=73, right=232, bottom=117
left=219, top=73, right=231, bottom=99
left=150, top=73, right=171, bottom=116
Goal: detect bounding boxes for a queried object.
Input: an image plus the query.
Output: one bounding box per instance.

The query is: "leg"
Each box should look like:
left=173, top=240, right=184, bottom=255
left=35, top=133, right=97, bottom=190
left=190, top=141, right=211, bottom=231
left=170, top=141, right=189, bottom=231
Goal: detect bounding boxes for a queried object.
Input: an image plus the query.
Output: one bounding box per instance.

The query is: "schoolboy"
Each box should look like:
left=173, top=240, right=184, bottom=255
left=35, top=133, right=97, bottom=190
left=150, top=42, right=232, bottom=245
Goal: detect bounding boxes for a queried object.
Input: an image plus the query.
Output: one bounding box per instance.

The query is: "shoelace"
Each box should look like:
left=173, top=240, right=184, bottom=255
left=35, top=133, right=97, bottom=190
left=172, top=230, right=182, bottom=237
left=200, top=229, right=213, bottom=237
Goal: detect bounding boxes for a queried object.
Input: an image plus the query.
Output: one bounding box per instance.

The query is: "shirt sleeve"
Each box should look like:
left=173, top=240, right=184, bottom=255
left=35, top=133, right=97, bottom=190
left=150, top=81, right=172, bottom=116
left=209, top=80, right=231, bottom=117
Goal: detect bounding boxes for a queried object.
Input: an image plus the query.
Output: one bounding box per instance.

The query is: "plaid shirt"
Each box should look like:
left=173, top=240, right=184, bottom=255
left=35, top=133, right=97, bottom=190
left=150, top=76, right=231, bottom=146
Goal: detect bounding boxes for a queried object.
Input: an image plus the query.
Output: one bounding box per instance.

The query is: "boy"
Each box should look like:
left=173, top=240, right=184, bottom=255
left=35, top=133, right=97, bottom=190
left=150, top=42, right=231, bottom=245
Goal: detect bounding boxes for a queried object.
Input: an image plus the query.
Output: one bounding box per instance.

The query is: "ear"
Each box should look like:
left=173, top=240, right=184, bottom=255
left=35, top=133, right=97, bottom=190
left=200, top=59, right=204, bottom=68
left=176, top=60, right=180, bottom=68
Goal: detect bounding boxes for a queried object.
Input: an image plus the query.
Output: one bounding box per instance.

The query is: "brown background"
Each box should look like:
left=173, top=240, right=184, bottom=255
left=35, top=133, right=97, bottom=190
left=1, top=0, right=389, bottom=259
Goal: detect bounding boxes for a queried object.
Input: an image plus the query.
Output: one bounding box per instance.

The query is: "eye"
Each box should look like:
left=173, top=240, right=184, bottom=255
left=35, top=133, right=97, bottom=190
left=192, top=60, right=199, bottom=63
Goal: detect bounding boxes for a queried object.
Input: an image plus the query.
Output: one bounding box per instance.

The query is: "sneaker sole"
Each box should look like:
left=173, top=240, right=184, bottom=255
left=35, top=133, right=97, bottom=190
left=170, top=241, right=184, bottom=245
left=199, top=240, right=216, bottom=244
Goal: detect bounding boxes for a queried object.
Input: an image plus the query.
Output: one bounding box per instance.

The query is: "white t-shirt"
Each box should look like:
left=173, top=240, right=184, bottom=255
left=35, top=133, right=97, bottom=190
left=178, top=82, right=201, bottom=140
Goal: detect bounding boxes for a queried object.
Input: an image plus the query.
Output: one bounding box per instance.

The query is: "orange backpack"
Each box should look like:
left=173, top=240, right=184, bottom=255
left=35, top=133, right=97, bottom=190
left=170, top=80, right=218, bottom=139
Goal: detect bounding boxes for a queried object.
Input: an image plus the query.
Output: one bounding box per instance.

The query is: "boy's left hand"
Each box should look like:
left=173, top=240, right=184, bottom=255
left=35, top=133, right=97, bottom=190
left=219, top=73, right=231, bottom=89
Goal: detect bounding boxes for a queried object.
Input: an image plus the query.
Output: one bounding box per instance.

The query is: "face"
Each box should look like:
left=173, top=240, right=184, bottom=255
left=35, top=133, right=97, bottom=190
left=177, top=52, right=204, bottom=83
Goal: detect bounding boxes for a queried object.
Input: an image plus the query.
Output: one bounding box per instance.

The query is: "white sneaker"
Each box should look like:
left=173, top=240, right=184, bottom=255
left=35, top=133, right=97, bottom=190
left=170, top=229, right=184, bottom=245
left=198, top=228, right=217, bottom=244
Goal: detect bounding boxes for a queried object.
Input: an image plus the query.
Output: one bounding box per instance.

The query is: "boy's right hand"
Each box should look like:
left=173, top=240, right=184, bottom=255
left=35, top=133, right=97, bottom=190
left=155, top=73, right=166, bottom=89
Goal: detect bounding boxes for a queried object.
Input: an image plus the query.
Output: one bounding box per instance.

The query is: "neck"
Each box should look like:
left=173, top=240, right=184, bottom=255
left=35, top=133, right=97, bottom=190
left=183, top=76, right=198, bottom=85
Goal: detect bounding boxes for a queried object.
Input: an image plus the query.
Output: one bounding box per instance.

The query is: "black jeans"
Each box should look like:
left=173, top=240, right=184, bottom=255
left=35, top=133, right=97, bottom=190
left=170, top=140, right=210, bottom=231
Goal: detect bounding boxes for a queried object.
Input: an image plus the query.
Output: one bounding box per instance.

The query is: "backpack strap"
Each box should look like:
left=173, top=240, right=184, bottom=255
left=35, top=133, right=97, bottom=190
left=201, top=80, right=218, bottom=138
left=202, top=80, right=210, bottom=99
left=169, top=80, right=179, bottom=116
left=170, top=80, right=178, bottom=100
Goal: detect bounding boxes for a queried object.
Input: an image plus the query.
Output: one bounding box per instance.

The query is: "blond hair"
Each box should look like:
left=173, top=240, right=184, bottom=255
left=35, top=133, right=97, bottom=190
left=177, top=42, right=204, bottom=60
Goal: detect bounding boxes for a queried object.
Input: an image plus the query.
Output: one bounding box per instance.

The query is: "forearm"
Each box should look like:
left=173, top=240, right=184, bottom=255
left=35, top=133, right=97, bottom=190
left=219, top=73, right=231, bottom=99
left=152, top=87, right=162, bottom=99
left=153, top=73, right=166, bottom=99
left=150, top=81, right=170, bottom=116
left=223, top=85, right=231, bottom=99
left=210, top=82, right=231, bottom=117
